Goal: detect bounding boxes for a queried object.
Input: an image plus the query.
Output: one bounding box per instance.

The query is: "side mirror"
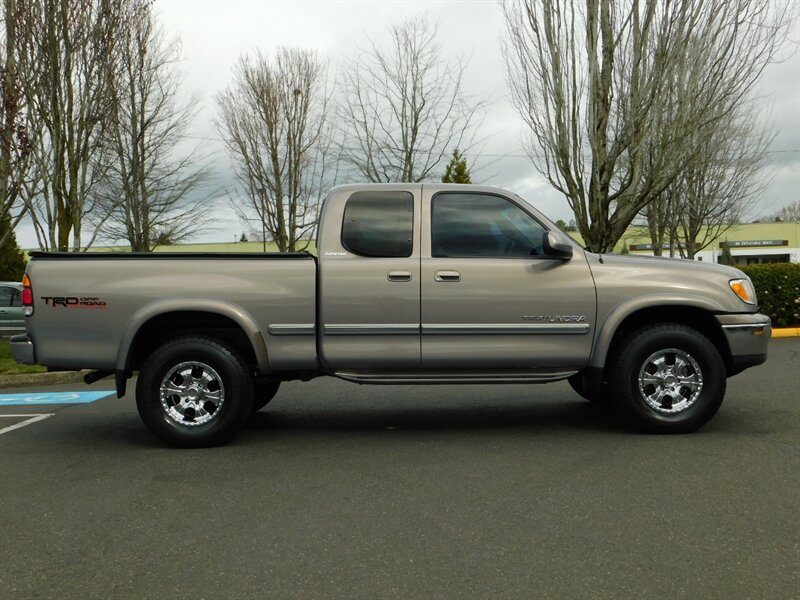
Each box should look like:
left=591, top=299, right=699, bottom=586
left=543, top=231, right=573, bottom=260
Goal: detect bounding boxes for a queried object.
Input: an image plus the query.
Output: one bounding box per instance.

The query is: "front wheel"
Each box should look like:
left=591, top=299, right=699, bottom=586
left=136, top=336, right=254, bottom=448
left=610, top=324, right=726, bottom=433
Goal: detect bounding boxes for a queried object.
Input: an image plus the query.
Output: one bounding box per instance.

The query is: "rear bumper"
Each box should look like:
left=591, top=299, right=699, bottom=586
left=716, top=313, right=771, bottom=375
left=10, top=333, right=35, bottom=365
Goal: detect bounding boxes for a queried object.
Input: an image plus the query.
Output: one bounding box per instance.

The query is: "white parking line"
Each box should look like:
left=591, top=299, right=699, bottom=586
left=0, top=413, right=54, bottom=435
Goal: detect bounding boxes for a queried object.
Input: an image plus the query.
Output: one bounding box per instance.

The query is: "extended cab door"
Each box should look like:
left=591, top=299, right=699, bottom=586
left=318, top=186, right=421, bottom=370
left=420, top=190, right=596, bottom=370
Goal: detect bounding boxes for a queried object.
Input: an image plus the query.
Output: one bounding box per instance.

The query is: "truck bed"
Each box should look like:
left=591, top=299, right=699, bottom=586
left=24, top=252, right=318, bottom=372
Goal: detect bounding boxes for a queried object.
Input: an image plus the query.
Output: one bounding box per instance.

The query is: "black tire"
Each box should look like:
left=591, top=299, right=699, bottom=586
left=136, top=336, right=254, bottom=448
left=567, top=373, right=608, bottom=403
left=252, top=379, right=280, bottom=413
left=609, top=323, right=726, bottom=433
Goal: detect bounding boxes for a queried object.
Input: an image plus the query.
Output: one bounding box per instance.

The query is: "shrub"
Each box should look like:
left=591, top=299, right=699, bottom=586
left=739, top=263, right=800, bottom=328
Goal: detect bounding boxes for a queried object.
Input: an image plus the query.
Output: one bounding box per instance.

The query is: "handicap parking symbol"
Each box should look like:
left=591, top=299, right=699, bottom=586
left=0, top=391, right=114, bottom=405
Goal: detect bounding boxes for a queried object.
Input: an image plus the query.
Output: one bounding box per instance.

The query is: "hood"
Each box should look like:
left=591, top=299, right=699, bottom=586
left=584, top=251, right=755, bottom=314
left=589, top=252, right=746, bottom=279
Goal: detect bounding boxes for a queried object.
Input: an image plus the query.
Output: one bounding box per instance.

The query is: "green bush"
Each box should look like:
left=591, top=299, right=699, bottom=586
left=739, top=263, right=800, bottom=328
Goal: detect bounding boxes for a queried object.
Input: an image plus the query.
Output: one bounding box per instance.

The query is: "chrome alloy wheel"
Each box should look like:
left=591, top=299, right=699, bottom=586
left=159, top=361, right=225, bottom=427
left=637, top=348, right=703, bottom=414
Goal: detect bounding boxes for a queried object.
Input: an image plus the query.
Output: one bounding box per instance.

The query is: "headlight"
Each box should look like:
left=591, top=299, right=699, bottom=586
left=729, top=278, right=756, bottom=305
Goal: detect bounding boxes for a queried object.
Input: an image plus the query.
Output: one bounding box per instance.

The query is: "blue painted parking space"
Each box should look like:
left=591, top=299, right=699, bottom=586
left=0, top=391, right=115, bottom=406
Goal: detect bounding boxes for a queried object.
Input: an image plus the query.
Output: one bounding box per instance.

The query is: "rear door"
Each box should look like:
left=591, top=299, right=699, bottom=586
left=318, top=187, right=421, bottom=370
left=420, top=190, right=596, bottom=370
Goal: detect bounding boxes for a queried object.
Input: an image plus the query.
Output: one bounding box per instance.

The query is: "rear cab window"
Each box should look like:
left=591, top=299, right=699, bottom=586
left=341, top=191, right=414, bottom=257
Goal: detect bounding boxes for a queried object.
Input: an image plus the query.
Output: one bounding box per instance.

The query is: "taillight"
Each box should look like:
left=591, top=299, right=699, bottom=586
left=22, top=273, right=33, bottom=316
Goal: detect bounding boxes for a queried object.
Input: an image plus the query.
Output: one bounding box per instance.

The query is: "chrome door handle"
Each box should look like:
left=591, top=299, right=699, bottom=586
left=387, top=271, right=412, bottom=282
left=435, top=270, right=461, bottom=282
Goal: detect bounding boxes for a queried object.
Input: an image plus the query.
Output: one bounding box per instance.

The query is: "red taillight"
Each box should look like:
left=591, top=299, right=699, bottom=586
left=22, top=274, right=33, bottom=315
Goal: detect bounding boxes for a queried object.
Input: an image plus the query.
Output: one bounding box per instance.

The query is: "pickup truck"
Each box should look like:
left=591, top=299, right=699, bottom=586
left=11, top=184, right=771, bottom=447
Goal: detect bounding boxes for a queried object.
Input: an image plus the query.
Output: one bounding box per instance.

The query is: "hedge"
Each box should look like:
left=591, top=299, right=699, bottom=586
left=739, top=263, right=800, bottom=328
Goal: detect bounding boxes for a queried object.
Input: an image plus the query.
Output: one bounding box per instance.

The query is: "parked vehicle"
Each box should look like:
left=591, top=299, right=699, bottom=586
left=11, top=184, right=771, bottom=446
left=0, top=281, right=24, bottom=337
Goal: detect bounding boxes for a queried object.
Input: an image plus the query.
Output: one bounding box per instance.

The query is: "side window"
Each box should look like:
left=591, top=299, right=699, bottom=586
left=341, top=191, right=414, bottom=258
left=10, top=288, right=22, bottom=307
left=432, top=193, right=546, bottom=258
left=0, top=286, right=13, bottom=307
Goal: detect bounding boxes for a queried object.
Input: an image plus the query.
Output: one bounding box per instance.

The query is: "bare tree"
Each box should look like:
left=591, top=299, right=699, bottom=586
left=338, top=17, right=485, bottom=183
left=502, top=0, right=790, bottom=253
left=660, top=112, right=771, bottom=259
left=772, top=200, right=800, bottom=222
left=97, top=1, right=211, bottom=252
left=15, top=0, right=124, bottom=251
left=0, top=0, right=33, bottom=247
left=215, top=48, right=334, bottom=252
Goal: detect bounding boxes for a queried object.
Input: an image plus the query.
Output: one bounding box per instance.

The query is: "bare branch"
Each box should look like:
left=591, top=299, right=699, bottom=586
left=338, top=16, right=486, bottom=183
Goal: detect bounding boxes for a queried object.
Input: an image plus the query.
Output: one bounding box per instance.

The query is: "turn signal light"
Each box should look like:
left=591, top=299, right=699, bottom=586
left=729, top=278, right=756, bottom=305
left=22, top=273, right=33, bottom=316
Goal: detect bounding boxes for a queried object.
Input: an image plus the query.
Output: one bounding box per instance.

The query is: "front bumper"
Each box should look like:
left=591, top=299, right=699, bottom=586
left=716, top=313, right=771, bottom=374
left=10, top=333, right=35, bottom=365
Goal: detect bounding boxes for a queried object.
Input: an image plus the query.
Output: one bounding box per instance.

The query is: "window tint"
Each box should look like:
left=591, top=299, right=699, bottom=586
left=341, top=191, right=414, bottom=257
left=432, top=193, right=546, bottom=258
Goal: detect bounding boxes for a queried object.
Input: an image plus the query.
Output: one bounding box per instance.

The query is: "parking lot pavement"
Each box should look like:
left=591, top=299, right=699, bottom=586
left=1, top=339, right=798, bottom=600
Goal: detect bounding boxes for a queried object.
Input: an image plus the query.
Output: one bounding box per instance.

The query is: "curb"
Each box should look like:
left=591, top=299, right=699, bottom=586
left=1, top=329, right=798, bottom=388
left=0, top=370, right=91, bottom=388
left=772, top=327, right=800, bottom=338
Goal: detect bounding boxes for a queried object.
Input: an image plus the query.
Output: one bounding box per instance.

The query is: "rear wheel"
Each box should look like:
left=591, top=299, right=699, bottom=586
left=136, top=336, right=254, bottom=447
left=610, top=323, right=726, bottom=433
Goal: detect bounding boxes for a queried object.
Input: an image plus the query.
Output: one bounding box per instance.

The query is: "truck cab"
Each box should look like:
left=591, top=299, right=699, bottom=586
left=316, top=184, right=595, bottom=379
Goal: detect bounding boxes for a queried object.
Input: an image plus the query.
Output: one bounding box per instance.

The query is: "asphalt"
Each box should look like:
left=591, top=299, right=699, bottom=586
left=1, top=339, right=798, bottom=600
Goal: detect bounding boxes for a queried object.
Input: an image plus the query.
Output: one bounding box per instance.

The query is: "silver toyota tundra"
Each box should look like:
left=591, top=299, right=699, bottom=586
left=11, top=184, right=771, bottom=447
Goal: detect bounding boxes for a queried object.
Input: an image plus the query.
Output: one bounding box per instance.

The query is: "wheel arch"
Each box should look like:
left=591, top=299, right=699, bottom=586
left=590, top=297, right=732, bottom=380
left=115, top=300, right=270, bottom=396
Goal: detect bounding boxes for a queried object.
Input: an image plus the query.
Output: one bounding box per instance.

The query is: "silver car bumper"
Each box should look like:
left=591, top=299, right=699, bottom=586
left=716, top=313, right=771, bottom=374
left=10, top=333, right=35, bottom=365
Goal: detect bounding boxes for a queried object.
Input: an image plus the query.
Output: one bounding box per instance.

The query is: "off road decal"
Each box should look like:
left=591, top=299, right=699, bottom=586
left=40, top=296, right=107, bottom=308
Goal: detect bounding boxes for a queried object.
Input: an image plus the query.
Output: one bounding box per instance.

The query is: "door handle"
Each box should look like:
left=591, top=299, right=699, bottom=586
left=387, top=271, right=412, bottom=282
left=435, top=270, right=461, bottom=282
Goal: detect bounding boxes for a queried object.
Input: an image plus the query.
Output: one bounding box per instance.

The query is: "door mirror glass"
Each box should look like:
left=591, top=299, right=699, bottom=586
left=543, top=231, right=573, bottom=260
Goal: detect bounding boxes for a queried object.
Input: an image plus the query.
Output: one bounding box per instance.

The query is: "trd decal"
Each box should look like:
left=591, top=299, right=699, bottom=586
left=41, top=296, right=107, bottom=308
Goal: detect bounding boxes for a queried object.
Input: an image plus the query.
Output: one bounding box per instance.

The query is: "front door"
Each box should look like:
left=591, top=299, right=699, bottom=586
left=420, top=190, right=596, bottom=370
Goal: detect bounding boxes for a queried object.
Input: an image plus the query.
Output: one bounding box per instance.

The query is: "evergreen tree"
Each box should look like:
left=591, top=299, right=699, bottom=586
left=719, top=242, right=734, bottom=265
left=442, top=149, right=471, bottom=183
left=0, top=214, right=26, bottom=281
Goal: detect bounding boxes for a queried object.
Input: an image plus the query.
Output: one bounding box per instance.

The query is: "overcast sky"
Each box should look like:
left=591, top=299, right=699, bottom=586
left=14, top=0, right=800, bottom=247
